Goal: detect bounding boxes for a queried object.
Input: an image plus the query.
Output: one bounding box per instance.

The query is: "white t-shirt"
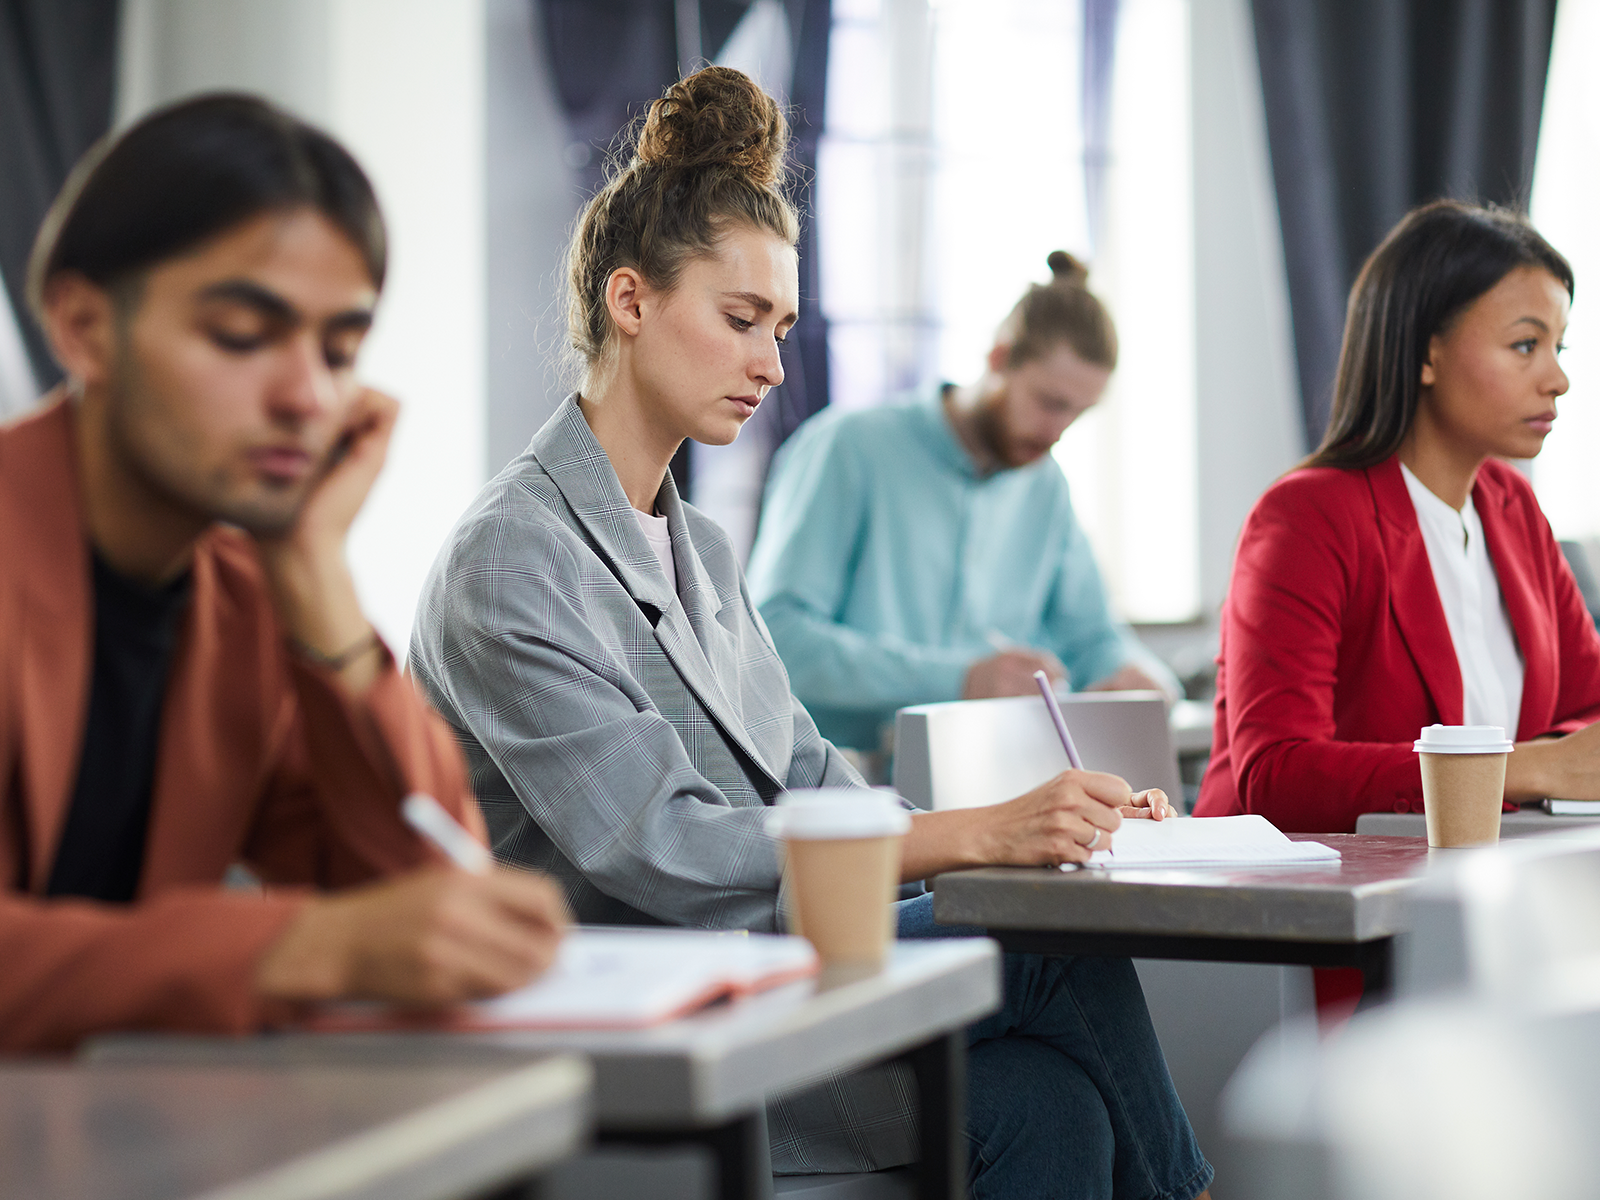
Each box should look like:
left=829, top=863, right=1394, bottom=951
left=634, top=508, right=676, bottom=593
left=1401, top=462, right=1524, bottom=735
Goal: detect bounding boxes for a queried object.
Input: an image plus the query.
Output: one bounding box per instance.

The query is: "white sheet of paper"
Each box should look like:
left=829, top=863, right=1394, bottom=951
left=1068, top=813, right=1341, bottom=869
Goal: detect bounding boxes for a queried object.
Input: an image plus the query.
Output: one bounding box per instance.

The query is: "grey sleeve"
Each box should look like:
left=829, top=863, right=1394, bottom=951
left=417, top=523, right=785, bottom=931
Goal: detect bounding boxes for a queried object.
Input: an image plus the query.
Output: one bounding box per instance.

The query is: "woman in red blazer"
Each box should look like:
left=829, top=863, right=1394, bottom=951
left=1197, top=200, right=1600, bottom=833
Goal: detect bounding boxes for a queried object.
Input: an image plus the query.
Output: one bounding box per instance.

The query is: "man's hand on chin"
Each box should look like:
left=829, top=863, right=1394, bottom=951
left=256, top=388, right=399, bottom=695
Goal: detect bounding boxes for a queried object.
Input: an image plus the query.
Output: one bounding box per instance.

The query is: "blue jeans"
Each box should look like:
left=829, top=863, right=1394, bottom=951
left=897, top=893, right=1213, bottom=1200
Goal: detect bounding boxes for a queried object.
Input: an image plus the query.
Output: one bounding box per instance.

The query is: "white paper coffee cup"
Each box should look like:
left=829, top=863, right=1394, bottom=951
left=1413, top=725, right=1512, bottom=848
left=767, top=789, right=911, bottom=968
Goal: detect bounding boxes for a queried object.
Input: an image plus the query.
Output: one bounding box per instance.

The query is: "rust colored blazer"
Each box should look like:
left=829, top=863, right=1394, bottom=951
left=1196, top=454, right=1600, bottom=832
left=0, top=398, right=479, bottom=1051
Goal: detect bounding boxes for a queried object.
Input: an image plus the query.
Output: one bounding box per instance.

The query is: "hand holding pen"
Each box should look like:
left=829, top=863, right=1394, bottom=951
left=1031, top=670, right=1171, bottom=839
left=251, top=794, right=569, bottom=1007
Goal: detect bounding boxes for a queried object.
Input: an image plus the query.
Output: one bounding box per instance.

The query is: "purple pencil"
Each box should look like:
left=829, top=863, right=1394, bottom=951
left=1032, top=670, right=1084, bottom=770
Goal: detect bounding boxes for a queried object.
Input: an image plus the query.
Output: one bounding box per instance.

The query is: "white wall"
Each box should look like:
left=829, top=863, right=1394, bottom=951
left=1190, top=0, right=1302, bottom=616
left=117, top=0, right=487, bottom=656
left=0, top=268, right=37, bottom=420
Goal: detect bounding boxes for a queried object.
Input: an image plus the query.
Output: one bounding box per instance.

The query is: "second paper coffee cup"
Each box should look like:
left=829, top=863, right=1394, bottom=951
left=1413, top=724, right=1513, bottom=848
left=767, top=788, right=912, bottom=969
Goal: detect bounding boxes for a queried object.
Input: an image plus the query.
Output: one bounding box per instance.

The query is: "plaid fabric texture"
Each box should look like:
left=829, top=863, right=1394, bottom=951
left=410, top=397, right=920, bottom=1173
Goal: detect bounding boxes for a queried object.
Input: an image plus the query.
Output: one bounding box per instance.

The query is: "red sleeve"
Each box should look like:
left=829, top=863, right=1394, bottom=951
left=1223, top=478, right=1423, bottom=832
left=0, top=644, right=481, bottom=1054
left=0, top=888, right=306, bottom=1053
left=246, top=641, right=482, bottom=888
left=0, top=650, right=480, bottom=1054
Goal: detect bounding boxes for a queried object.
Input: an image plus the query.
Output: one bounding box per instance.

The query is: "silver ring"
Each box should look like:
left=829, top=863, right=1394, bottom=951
left=1085, top=828, right=1102, bottom=851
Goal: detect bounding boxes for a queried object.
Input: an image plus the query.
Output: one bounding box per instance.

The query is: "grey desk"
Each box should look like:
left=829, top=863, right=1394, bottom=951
left=933, top=834, right=1431, bottom=999
left=1355, top=806, right=1600, bottom=838
left=0, top=1055, right=590, bottom=1200
left=91, top=939, right=1000, bottom=1200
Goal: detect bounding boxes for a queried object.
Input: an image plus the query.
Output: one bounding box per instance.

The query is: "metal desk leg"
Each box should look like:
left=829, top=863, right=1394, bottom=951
left=906, top=1032, right=967, bottom=1200
left=1353, top=938, right=1394, bottom=1011
left=700, top=1112, right=773, bottom=1200
left=597, top=1111, right=771, bottom=1200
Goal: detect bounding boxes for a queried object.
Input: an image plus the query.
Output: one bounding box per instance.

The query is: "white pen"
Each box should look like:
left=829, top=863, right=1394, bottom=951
left=402, top=792, right=493, bottom=874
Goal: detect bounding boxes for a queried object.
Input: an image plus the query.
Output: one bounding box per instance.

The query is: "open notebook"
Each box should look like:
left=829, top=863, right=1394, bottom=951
left=1067, top=814, right=1341, bottom=869
left=312, top=928, right=819, bottom=1032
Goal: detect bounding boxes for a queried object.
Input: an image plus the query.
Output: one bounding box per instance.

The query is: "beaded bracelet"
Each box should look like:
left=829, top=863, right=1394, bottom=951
left=291, top=629, right=380, bottom=671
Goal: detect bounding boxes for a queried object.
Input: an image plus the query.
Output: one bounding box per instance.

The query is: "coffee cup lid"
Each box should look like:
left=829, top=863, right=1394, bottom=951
left=1413, top=724, right=1514, bottom=755
left=766, top=788, right=913, bottom=840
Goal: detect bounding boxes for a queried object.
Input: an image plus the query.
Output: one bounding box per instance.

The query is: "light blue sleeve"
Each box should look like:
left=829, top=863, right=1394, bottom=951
left=747, top=416, right=972, bottom=714
left=1041, top=487, right=1176, bottom=694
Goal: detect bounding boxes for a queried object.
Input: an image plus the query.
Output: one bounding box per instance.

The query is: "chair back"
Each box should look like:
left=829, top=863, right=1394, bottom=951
left=1223, top=998, right=1600, bottom=1200
left=1399, top=826, right=1600, bottom=1012
left=892, top=692, right=1180, bottom=810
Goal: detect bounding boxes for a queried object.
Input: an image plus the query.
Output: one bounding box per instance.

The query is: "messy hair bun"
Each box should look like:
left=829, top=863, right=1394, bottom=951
left=996, top=250, right=1118, bottom=371
left=566, top=67, right=798, bottom=371
left=635, top=67, right=788, bottom=187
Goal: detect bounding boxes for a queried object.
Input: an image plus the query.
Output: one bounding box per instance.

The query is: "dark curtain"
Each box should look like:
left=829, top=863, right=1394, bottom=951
left=1251, top=0, right=1559, bottom=449
left=0, top=0, right=120, bottom=392
left=777, top=0, right=831, bottom=451
left=538, top=0, right=831, bottom=492
left=1081, top=0, right=1119, bottom=254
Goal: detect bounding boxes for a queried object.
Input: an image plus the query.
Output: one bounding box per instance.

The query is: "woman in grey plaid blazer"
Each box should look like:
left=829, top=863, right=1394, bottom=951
left=410, top=69, right=1212, bottom=1200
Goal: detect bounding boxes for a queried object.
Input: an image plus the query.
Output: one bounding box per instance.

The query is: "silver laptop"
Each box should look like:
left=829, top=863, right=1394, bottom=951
left=892, top=691, right=1182, bottom=811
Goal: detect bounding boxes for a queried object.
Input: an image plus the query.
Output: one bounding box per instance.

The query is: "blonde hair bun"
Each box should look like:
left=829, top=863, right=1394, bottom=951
left=635, top=66, right=788, bottom=188
left=1046, top=250, right=1090, bottom=287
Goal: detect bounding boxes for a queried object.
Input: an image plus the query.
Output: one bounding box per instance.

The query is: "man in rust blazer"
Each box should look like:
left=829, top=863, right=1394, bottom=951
left=0, top=94, right=566, bottom=1053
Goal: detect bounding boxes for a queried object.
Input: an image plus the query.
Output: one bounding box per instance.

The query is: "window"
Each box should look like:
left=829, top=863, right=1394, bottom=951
left=818, top=0, right=939, bottom=413
left=1053, top=0, right=1197, bottom=622
left=1530, top=0, right=1600, bottom=543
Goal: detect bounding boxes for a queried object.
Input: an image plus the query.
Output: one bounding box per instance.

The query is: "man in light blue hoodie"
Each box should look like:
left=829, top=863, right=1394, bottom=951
left=747, top=252, right=1175, bottom=751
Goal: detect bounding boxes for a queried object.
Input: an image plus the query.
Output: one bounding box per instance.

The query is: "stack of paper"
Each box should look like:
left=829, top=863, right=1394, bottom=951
left=315, top=928, right=819, bottom=1031
left=1071, top=814, right=1340, bottom=869
left=1546, top=798, right=1600, bottom=816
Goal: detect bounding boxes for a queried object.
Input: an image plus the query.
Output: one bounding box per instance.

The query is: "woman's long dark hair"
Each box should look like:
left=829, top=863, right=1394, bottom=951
left=1306, top=199, right=1573, bottom=470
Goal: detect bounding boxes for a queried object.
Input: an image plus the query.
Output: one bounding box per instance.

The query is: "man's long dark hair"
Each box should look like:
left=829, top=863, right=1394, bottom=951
left=25, top=92, right=386, bottom=319
left=1306, top=200, right=1573, bottom=471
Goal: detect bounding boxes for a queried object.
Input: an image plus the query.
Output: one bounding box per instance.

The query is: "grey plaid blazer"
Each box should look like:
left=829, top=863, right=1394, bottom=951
left=410, top=397, right=920, bottom=1173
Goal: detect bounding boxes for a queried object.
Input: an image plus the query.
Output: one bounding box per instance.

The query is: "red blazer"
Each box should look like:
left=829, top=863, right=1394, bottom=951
left=1195, top=454, right=1600, bottom=832
left=0, top=398, right=481, bottom=1051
